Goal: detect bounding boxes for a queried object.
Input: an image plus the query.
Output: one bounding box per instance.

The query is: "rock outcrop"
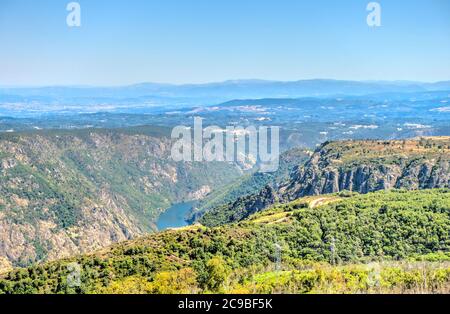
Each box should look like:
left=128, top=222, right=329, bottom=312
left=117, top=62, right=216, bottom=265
left=200, top=137, right=450, bottom=227
left=0, top=128, right=241, bottom=272
left=283, top=138, right=450, bottom=199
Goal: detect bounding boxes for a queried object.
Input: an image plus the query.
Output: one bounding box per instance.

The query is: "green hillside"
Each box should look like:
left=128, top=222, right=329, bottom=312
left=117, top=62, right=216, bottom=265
left=1, top=189, right=449, bottom=294
left=199, top=137, right=450, bottom=227
left=0, top=128, right=241, bottom=271
left=188, top=147, right=310, bottom=222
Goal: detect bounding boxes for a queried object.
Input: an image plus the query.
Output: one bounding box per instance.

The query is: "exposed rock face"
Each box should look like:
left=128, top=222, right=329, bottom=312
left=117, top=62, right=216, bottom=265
left=199, top=137, right=450, bottom=227
left=0, top=129, right=241, bottom=272
left=188, top=185, right=212, bottom=200
left=0, top=197, right=142, bottom=270
left=283, top=138, right=450, bottom=199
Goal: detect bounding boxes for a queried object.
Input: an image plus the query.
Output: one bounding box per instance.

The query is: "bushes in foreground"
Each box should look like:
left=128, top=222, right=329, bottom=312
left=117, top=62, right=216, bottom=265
left=1, top=189, right=449, bottom=294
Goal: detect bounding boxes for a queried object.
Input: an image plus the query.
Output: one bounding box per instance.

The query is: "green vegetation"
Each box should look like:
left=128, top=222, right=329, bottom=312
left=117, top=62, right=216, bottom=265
left=0, top=129, right=242, bottom=269
left=190, top=147, right=310, bottom=221
left=198, top=137, right=450, bottom=227
left=319, top=138, right=450, bottom=166
left=199, top=185, right=280, bottom=227
left=1, top=189, right=449, bottom=294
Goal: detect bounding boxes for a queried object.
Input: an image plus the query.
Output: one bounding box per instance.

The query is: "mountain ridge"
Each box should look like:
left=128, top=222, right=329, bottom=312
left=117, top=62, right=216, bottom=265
left=0, top=128, right=242, bottom=272
left=3, top=79, right=450, bottom=100
left=199, top=137, right=450, bottom=227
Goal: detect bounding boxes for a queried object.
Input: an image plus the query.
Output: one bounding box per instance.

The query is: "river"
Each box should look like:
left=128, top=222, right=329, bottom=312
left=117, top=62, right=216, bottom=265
left=156, top=201, right=196, bottom=231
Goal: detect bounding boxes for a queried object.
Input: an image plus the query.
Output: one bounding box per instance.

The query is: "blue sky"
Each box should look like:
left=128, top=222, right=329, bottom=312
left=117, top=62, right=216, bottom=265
left=0, top=0, right=449, bottom=86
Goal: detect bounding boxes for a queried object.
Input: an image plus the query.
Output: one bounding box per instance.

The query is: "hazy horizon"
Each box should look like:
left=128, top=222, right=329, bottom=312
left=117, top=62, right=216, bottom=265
left=1, top=77, right=450, bottom=89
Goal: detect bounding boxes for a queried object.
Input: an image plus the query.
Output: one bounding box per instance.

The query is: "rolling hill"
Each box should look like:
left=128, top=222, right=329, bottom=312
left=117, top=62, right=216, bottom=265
left=1, top=189, right=449, bottom=294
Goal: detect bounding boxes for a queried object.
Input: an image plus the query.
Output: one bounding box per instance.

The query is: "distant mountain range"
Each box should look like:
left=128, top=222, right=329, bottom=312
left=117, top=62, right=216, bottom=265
left=2, top=79, right=450, bottom=107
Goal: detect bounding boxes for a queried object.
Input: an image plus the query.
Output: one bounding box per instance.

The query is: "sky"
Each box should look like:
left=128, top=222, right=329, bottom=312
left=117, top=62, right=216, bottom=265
left=0, top=0, right=449, bottom=86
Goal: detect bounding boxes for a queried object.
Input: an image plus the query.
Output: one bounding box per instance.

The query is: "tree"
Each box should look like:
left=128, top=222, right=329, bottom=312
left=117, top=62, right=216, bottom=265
left=205, top=256, right=230, bottom=292
left=151, top=268, right=198, bottom=294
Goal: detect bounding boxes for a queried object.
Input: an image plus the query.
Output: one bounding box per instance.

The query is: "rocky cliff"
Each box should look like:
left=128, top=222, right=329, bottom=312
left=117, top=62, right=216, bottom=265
left=200, top=137, right=450, bottom=227
left=0, top=127, right=241, bottom=272
left=283, top=137, right=450, bottom=199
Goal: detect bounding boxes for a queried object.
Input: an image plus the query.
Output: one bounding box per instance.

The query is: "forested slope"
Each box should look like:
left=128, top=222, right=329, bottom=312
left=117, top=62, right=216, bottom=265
left=0, top=127, right=241, bottom=271
left=1, top=189, right=449, bottom=294
left=200, top=137, right=450, bottom=227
